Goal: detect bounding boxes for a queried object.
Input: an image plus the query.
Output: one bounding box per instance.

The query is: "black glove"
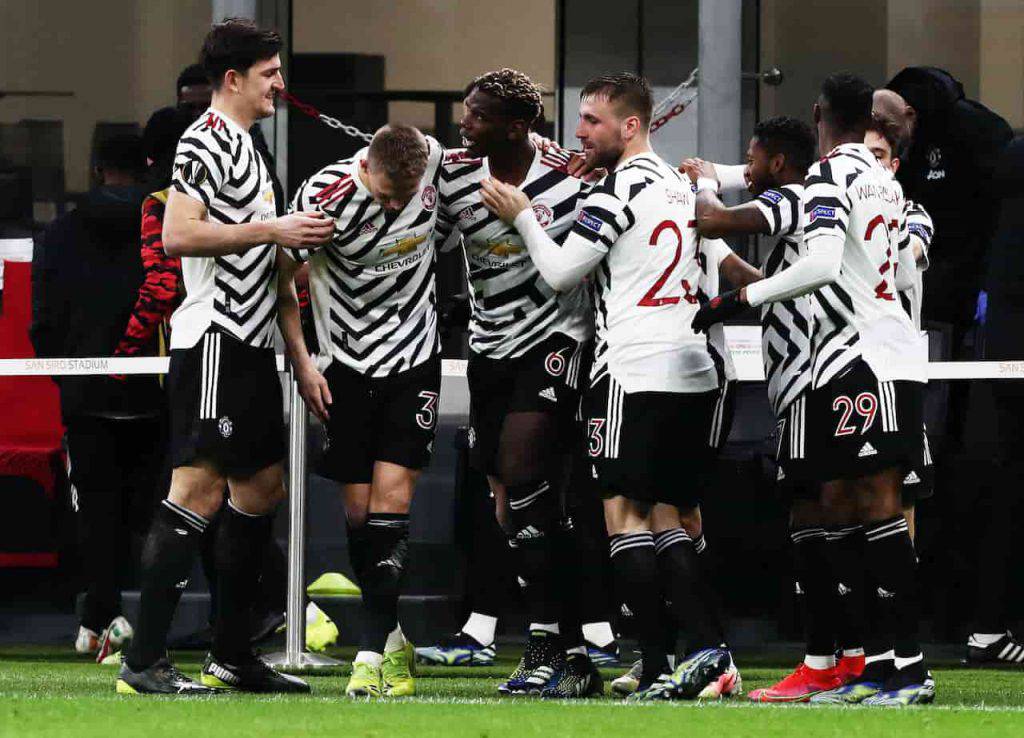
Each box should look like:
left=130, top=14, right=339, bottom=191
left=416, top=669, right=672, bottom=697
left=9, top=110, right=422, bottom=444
left=691, top=288, right=747, bottom=334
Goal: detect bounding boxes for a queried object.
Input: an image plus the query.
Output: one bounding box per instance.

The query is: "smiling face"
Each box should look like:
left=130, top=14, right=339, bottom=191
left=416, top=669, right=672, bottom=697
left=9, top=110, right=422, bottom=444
left=227, top=53, right=284, bottom=120
left=458, top=88, right=528, bottom=159
left=575, top=94, right=630, bottom=171
left=744, top=136, right=778, bottom=195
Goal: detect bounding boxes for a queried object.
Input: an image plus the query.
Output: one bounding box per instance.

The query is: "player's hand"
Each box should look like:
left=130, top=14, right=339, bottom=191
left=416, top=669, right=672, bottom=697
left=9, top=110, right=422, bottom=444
left=529, top=131, right=561, bottom=154
left=273, top=212, right=334, bottom=249
left=295, top=363, right=332, bottom=421
left=566, top=151, right=607, bottom=182
left=679, top=158, right=717, bottom=184
left=480, top=177, right=531, bottom=225
left=691, top=288, right=748, bottom=334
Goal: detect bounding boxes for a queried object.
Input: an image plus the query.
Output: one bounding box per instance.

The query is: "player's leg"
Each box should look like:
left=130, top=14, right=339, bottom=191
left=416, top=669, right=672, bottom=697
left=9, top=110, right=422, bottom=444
left=496, top=409, right=567, bottom=695
left=824, top=490, right=866, bottom=684
left=117, top=463, right=223, bottom=695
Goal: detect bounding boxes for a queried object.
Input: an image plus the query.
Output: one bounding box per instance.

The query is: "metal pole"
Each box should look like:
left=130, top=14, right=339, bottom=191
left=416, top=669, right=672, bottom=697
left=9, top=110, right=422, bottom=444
left=697, top=0, right=743, bottom=164
left=264, top=374, right=342, bottom=670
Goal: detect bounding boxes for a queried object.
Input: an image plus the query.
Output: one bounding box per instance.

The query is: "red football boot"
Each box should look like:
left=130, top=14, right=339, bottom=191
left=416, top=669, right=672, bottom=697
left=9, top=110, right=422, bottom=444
left=835, top=653, right=865, bottom=684
left=748, top=663, right=842, bottom=703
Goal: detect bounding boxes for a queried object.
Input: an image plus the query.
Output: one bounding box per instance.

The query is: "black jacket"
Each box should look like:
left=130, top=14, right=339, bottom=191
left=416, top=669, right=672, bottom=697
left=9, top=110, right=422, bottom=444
left=886, top=66, right=1013, bottom=328
left=30, top=186, right=164, bottom=422
left=982, top=138, right=1024, bottom=360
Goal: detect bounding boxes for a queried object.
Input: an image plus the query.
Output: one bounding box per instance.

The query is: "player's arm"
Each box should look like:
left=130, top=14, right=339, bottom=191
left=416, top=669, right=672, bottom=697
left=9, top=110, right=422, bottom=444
left=705, top=237, right=763, bottom=288
left=276, top=249, right=332, bottom=421
left=163, top=192, right=334, bottom=257
left=693, top=166, right=848, bottom=331
left=480, top=177, right=605, bottom=292
left=682, top=158, right=772, bottom=238
left=680, top=158, right=748, bottom=192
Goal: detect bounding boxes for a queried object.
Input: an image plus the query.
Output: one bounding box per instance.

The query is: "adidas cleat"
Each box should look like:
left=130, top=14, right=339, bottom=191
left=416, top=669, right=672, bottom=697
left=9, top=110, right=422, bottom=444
left=964, top=632, right=1024, bottom=668
left=346, top=661, right=383, bottom=698
left=748, top=662, right=839, bottom=703
left=809, top=680, right=884, bottom=704
left=96, top=616, right=133, bottom=664
left=200, top=653, right=310, bottom=693
left=116, top=658, right=217, bottom=695
left=585, top=640, right=620, bottom=667
left=541, top=653, right=604, bottom=699
left=611, top=658, right=643, bottom=696
left=864, top=671, right=937, bottom=704
left=382, top=647, right=416, bottom=696
left=669, top=648, right=741, bottom=700
left=304, top=602, right=339, bottom=653
left=415, top=631, right=495, bottom=666
left=499, top=631, right=562, bottom=695
left=627, top=674, right=675, bottom=701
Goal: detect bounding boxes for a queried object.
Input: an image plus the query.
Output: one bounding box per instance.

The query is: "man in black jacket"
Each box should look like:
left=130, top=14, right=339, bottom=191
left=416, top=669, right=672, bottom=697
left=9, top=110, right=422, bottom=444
left=882, top=67, right=1012, bottom=336
left=31, top=134, right=166, bottom=660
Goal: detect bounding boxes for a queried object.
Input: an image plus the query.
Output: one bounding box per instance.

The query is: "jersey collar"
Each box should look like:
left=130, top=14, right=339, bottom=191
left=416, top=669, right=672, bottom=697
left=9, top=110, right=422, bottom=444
left=205, top=106, right=249, bottom=137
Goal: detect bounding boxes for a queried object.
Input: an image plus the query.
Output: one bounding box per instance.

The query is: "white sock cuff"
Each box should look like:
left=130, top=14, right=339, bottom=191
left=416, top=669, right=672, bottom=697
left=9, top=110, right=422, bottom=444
left=354, top=651, right=382, bottom=668
left=529, top=622, right=560, bottom=635
left=462, top=612, right=497, bottom=646
left=804, top=654, right=836, bottom=670
left=581, top=621, right=616, bottom=649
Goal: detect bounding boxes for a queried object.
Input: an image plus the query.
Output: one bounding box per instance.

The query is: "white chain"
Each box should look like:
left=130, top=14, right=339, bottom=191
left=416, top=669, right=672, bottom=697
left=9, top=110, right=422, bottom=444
left=652, top=68, right=699, bottom=118
left=317, top=113, right=374, bottom=143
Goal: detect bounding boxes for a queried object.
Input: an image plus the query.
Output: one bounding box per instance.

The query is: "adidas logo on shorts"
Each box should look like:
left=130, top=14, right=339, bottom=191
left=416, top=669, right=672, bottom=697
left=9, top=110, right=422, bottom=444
left=858, top=441, right=878, bottom=457
left=904, top=470, right=920, bottom=484
left=538, top=387, right=557, bottom=403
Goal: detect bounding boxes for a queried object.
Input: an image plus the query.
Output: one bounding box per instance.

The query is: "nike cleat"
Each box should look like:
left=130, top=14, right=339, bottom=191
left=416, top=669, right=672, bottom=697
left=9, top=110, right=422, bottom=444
left=748, top=663, right=841, bottom=703
left=541, top=653, right=604, bottom=699
left=304, top=602, right=339, bottom=653
left=116, top=658, right=217, bottom=695
left=415, top=631, right=495, bottom=666
left=200, top=652, right=310, bottom=693
left=835, top=653, right=866, bottom=683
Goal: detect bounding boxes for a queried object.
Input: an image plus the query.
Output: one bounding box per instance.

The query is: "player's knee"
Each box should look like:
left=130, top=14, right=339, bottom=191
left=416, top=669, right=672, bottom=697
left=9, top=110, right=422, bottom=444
left=506, top=479, right=559, bottom=538
left=167, top=477, right=225, bottom=520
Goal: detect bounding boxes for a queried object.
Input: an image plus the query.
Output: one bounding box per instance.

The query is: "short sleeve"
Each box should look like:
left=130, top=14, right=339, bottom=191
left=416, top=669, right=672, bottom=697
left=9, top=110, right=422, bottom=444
left=753, top=186, right=801, bottom=237
left=803, top=159, right=851, bottom=242
left=171, top=128, right=229, bottom=209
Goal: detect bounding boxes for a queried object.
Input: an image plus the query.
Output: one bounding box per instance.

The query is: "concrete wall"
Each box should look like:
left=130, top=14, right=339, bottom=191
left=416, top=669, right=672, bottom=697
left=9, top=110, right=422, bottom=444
left=0, top=0, right=210, bottom=193
left=292, top=0, right=556, bottom=133
left=760, top=0, right=1023, bottom=129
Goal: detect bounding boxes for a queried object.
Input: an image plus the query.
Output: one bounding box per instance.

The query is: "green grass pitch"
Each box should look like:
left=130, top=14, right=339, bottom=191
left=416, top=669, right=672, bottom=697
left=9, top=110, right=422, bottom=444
left=2, top=647, right=1024, bottom=737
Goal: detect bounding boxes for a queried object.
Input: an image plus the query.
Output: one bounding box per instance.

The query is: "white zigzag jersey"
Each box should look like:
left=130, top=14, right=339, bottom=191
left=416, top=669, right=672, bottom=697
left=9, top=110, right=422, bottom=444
left=436, top=146, right=592, bottom=359
left=753, top=183, right=814, bottom=415
left=696, top=237, right=737, bottom=384
left=899, top=199, right=934, bottom=330
left=287, top=136, right=443, bottom=377
left=170, top=107, right=278, bottom=350
left=571, top=152, right=717, bottom=394
left=803, top=143, right=924, bottom=386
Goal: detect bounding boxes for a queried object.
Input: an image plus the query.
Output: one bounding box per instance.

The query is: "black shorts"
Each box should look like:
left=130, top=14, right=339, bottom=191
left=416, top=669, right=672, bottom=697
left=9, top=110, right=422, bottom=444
left=320, top=356, right=441, bottom=484
left=167, top=329, right=284, bottom=477
left=774, top=392, right=818, bottom=498
left=901, top=425, right=935, bottom=506
left=804, top=360, right=924, bottom=484
left=467, top=333, right=586, bottom=475
left=709, top=380, right=737, bottom=452
left=585, top=374, right=717, bottom=509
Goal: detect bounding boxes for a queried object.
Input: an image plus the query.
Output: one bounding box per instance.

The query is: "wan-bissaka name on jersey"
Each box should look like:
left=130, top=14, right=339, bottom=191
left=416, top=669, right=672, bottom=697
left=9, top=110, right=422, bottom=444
left=170, top=107, right=278, bottom=350
left=437, top=146, right=592, bottom=359
left=288, top=136, right=444, bottom=377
